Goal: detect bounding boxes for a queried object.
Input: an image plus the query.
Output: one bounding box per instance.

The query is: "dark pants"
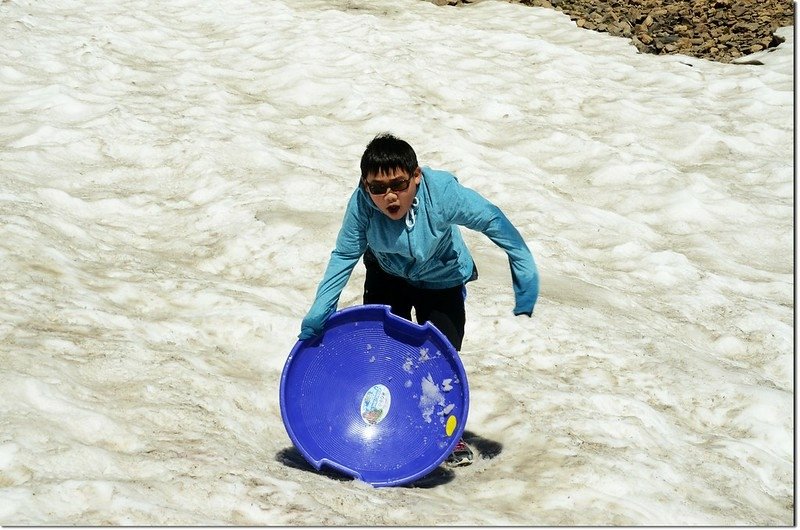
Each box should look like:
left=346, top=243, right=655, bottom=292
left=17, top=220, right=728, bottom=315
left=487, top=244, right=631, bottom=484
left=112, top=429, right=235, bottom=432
left=363, top=250, right=466, bottom=351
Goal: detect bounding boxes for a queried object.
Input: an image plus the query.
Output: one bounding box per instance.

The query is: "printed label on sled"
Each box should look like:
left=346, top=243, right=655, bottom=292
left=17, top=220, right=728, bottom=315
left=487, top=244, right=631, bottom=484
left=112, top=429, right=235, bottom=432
left=361, top=384, right=391, bottom=425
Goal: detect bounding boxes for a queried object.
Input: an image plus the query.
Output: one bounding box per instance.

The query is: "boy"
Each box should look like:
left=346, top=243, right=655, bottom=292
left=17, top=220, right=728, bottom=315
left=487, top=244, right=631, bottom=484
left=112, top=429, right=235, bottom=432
left=299, top=133, right=539, bottom=466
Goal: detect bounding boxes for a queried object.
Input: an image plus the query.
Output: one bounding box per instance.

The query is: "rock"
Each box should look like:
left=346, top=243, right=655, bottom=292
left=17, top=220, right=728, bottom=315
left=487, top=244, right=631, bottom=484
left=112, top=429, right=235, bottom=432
left=427, top=0, right=794, bottom=63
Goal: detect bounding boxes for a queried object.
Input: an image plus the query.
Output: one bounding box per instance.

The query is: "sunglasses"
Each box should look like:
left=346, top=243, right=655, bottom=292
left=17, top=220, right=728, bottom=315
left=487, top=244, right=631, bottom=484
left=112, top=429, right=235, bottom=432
left=363, top=175, right=412, bottom=195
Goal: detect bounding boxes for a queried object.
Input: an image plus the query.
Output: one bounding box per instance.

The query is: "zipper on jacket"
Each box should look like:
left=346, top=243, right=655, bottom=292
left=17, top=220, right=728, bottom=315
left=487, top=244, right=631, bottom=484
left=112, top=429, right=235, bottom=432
left=404, top=196, right=419, bottom=278
left=405, top=196, right=419, bottom=230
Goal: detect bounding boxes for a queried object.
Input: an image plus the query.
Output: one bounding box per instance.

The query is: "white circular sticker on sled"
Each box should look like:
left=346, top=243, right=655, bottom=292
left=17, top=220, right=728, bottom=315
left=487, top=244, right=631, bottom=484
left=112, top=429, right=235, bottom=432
left=361, top=384, right=391, bottom=425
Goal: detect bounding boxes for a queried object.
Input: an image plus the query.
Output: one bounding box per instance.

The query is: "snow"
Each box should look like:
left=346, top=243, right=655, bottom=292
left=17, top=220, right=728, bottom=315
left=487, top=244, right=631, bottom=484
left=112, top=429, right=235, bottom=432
left=419, top=374, right=446, bottom=424
left=0, top=0, right=793, bottom=525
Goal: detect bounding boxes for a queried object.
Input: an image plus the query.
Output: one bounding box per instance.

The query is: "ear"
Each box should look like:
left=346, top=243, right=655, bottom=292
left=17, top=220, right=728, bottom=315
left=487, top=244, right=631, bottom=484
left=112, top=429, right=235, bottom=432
left=413, top=166, right=422, bottom=184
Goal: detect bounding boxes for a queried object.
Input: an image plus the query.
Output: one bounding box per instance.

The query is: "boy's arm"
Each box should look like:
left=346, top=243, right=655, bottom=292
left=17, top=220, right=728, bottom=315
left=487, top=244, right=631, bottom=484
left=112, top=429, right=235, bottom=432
left=299, top=191, right=368, bottom=339
left=444, top=177, right=539, bottom=316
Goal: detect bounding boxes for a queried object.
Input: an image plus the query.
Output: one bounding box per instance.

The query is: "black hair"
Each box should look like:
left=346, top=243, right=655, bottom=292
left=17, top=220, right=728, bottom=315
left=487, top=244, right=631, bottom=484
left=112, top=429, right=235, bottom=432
left=360, top=133, right=418, bottom=180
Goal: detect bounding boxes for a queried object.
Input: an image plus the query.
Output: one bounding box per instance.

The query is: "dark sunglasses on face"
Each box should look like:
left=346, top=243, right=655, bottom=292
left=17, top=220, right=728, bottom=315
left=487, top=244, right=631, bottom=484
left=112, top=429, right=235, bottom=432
left=363, top=175, right=412, bottom=195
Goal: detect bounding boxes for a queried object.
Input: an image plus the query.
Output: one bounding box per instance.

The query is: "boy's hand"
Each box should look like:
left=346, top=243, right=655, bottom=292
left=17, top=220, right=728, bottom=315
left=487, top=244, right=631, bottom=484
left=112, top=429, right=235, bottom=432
left=298, top=312, right=329, bottom=341
left=297, top=326, right=320, bottom=341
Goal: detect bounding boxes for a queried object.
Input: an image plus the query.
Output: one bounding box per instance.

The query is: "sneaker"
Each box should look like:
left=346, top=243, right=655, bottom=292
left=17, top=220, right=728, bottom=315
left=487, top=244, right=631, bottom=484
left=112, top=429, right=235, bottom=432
left=444, top=439, right=473, bottom=467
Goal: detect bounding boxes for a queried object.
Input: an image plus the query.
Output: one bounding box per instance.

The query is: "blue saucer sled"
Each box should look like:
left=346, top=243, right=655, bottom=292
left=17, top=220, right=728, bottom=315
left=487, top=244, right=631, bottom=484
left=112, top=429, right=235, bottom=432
left=280, top=305, right=469, bottom=487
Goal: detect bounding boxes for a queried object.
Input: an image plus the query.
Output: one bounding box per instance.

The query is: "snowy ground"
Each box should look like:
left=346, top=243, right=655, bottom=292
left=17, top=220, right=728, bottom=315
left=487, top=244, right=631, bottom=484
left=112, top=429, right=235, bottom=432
left=0, top=0, right=794, bottom=525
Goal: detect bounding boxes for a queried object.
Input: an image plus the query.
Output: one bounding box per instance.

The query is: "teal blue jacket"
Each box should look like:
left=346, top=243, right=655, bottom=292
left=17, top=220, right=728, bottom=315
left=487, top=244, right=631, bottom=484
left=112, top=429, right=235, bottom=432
left=299, top=167, right=538, bottom=339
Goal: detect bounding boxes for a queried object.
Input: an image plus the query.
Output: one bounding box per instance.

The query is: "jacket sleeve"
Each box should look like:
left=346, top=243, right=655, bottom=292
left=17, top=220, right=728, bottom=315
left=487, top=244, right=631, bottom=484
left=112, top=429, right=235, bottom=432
left=442, top=176, right=539, bottom=316
left=299, top=191, right=369, bottom=339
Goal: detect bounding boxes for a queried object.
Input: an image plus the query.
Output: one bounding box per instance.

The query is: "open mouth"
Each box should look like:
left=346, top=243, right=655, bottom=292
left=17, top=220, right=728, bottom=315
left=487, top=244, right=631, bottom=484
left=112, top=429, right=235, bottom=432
left=387, top=205, right=400, bottom=215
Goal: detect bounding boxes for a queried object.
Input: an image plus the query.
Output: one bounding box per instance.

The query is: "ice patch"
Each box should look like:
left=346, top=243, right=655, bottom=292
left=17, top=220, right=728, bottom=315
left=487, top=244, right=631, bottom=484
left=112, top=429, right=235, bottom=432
left=403, top=357, right=414, bottom=373
left=418, top=347, right=430, bottom=362
left=418, top=373, right=445, bottom=423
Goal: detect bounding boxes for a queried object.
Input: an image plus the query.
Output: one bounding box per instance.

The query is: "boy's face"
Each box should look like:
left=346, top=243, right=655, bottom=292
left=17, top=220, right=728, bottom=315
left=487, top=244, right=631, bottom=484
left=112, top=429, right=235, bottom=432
left=363, top=166, right=422, bottom=221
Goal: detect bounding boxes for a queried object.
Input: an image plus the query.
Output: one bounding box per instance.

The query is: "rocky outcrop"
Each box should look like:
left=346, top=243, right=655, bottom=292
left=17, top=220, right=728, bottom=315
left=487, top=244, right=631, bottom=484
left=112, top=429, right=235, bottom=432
left=429, top=0, right=794, bottom=63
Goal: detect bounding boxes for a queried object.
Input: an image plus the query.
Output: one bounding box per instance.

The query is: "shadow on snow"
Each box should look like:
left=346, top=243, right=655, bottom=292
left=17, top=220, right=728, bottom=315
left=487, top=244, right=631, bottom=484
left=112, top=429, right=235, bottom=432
left=275, top=429, right=502, bottom=489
